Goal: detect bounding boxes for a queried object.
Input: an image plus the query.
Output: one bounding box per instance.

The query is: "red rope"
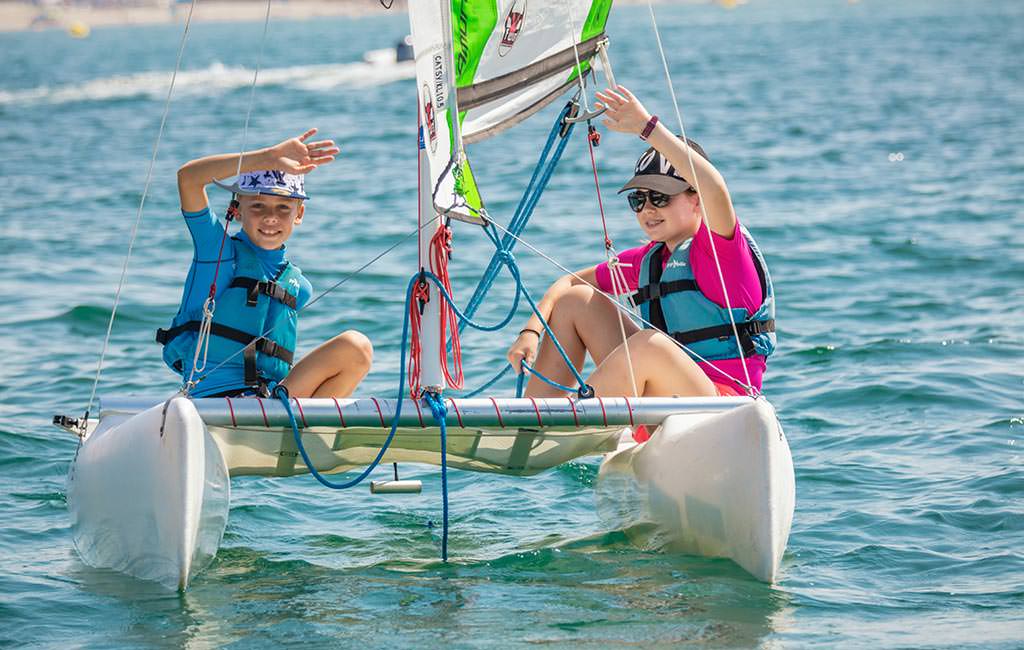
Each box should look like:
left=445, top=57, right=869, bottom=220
left=586, top=125, right=614, bottom=251
left=431, top=224, right=464, bottom=389
left=207, top=204, right=236, bottom=299
left=406, top=223, right=464, bottom=395
left=407, top=276, right=429, bottom=398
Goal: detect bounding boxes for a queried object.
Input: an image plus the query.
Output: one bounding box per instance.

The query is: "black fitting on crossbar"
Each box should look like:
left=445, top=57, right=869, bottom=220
left=559, top=100, right=580, bottom=138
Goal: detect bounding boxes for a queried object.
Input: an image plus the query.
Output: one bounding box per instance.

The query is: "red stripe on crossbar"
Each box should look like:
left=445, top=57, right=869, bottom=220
left=567, top=397, right=579, bottom=428
left=489, top=397, right=505, bottom=428
left=527, top=397, right=543, bottom=427
left=256, top=398, right=269, bottom=427
left=370, top=397, right=386, bottom=428
left=225, top=397, right=237, bottom=427
left=448, top=398, right=465, bottom=428
left=332, top=398, right=346, bottom=428
left=293, top=398, right=308, bottom=428
left=623, top=396, right=635, bottom=428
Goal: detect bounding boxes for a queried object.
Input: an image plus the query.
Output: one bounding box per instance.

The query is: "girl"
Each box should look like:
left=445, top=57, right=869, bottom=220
left=506, top=87, right=775, bottom=399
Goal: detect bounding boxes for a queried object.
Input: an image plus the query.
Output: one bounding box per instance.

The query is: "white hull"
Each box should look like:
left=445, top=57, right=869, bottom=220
left=596, top=399, right=795, bottom=582
left=65, top=395, right=793, bottom=587
left=67, top=397, right=229, bottom=590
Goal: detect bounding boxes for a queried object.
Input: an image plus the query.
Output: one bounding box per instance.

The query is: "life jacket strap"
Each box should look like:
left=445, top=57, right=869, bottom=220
left=156, top=321, right=294, bottom=364
left=228, top=277, right=298, bottom=309
left=669, top=319, right=776, bottom=356
left=629, top=278, right=699, bottom=306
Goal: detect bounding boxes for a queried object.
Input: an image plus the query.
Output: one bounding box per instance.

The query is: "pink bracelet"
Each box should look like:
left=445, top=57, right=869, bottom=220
left=640, top=115, right=659, bottom=140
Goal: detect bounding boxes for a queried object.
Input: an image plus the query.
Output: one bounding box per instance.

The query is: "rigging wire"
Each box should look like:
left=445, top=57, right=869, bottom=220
left=564, top=0, right=592, bottom=112
left=645, top=0, right=754, bottom=392
left=582, top=118, right=641, bottom=398
left=233, top=0, right=274, bottom=180
left=82, top=0, right=199, bottom=429
left=487, top=218, right=759, bottom=395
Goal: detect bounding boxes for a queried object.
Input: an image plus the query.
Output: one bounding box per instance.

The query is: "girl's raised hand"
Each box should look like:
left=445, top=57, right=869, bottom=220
left=268, top=128, right=340, bottom=174
left=595, top=86, right=653, bottom=136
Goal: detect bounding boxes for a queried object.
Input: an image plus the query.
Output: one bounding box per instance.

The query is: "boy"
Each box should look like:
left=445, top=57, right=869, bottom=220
left=157, top=128, right=372, bottom=398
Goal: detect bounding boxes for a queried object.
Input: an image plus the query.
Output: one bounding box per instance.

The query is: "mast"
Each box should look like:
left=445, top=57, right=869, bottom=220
left=418, top=130, right=446, bottom=394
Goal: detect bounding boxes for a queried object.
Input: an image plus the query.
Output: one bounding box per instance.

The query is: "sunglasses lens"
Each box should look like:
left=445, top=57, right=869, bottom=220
left=627, top=192, right=645, bottom=212
left=650, top=191, right=671, bottom=208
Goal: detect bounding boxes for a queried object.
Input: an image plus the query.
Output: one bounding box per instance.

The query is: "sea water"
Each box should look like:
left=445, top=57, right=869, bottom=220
left=0, top=0, right=1021, bottom=647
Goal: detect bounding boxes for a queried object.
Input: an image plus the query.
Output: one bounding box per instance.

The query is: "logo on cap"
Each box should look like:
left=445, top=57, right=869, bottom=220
left=238, top=170, right=307, bottom=199
left=635, top=148, right=678, bottom=178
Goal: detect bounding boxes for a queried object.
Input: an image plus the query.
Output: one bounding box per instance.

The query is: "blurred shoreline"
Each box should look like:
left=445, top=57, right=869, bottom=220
left=0, top=0, right=407, bottom=33
left=0, top=0, right=716, bottom=34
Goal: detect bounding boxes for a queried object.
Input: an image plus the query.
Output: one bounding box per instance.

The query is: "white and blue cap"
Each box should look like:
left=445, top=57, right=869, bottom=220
left=236, top=170, right=308, bottom=200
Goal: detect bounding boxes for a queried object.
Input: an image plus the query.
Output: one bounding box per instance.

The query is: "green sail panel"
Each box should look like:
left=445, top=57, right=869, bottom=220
left=452, top=0, right=612, bottom=143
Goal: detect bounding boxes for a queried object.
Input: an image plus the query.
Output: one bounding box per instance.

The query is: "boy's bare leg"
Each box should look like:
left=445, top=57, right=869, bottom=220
left=280, top=330, right=373, bottom=398
left=586, top=330, right=716, bottom=398
left=526, top=285, right=640, bottom=397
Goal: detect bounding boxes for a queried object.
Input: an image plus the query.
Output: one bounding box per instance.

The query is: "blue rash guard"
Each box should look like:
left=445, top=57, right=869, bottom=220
left=174, top=207, right=312, bottom=396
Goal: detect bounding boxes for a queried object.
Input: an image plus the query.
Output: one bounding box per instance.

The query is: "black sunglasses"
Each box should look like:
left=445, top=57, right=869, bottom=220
left=627, top=190, right=672, bottom=213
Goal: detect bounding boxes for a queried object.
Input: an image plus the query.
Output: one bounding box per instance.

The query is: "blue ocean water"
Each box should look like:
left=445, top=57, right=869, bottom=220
left=1, top=0, right=1022, bottom=647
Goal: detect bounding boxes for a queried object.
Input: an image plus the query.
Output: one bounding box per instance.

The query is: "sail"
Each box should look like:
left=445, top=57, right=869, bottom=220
left=409, top=0, right=613, bottom=222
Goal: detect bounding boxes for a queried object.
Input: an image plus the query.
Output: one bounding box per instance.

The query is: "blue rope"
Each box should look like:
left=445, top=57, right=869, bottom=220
left=459, top=105, right=575, bottom=331
left=421, top=269, right=591, bottom=394
left=501, top=264, right=589, bottom=391
left=458, top=363, right=513, bottom=398
left=520, top=360, right=577, bottom=394
left=273, top=275, right=420, bottom=490
left=422, top=391, right=450, bottom=562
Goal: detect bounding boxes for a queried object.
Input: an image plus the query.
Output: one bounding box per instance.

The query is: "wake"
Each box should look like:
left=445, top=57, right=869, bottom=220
left=0, top=59, right=415, bottom=106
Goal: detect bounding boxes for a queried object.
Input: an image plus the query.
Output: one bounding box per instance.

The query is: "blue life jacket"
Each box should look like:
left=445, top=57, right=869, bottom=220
left=631, top=225, right=776, bottom=362
left=156, top=236, right=303, bottom=393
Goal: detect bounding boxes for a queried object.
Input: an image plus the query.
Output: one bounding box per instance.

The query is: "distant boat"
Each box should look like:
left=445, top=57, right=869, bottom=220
left=363, top=35, right=415, bottom=65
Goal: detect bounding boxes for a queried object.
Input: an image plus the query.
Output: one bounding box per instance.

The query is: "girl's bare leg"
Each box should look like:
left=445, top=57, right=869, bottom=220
left=526, top=285, right=640, bottom=397
left=587, top=329, right=716, bottom=397
left=280, top=330, right=373, bottom=398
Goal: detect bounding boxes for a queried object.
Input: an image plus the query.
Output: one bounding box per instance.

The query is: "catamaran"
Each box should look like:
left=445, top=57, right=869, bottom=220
left=57, top=0, right=796, bottom=590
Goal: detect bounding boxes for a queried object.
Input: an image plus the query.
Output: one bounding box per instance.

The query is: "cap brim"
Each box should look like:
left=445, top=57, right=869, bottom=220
left=212, top=179, right=307, bottom=200
left=618, top=174, right=692, bottom=195
left=256, top=187, right=308, bottom=200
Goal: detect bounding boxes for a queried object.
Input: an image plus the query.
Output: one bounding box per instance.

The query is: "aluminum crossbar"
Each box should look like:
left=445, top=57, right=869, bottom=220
left=99, top=396, right=752, bottom=429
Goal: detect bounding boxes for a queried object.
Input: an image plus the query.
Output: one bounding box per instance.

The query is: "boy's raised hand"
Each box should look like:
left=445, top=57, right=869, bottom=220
left=595, top=86, right=653, bottom=136
left=267, top=128, right=340, bottom=174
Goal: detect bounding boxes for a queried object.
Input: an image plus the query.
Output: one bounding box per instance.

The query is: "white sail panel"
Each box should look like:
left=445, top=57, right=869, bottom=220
left=410, top=0, right=476, bottom=220
left=460, top=0, right=611, bottom=141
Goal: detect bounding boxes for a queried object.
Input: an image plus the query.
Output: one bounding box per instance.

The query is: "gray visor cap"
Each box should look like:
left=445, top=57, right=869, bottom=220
left=618, top=174, right=694, bottom=195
